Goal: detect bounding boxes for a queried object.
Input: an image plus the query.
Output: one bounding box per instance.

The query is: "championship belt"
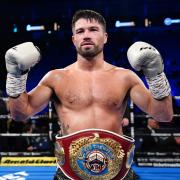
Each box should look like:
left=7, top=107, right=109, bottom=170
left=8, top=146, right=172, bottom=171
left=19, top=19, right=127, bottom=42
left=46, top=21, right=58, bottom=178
left=55, top=129, right=135, bottom=180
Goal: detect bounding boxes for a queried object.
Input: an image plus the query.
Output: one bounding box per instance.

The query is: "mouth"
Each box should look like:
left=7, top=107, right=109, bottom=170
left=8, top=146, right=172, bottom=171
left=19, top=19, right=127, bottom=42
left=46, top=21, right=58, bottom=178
left=81, top=42, right=94, bottom=46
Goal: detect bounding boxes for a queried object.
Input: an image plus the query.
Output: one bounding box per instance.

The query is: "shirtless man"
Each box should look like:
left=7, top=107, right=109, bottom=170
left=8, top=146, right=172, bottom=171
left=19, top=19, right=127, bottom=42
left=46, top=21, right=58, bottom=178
left=5, top=10, right=173, bottom=180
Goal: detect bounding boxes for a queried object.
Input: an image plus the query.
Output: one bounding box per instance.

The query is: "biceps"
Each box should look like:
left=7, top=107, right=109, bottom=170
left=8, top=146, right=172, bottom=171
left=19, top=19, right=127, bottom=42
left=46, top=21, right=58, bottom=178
left=130, top=83, right=151, bottom=114
left=28, top=85, right=53, bottom=114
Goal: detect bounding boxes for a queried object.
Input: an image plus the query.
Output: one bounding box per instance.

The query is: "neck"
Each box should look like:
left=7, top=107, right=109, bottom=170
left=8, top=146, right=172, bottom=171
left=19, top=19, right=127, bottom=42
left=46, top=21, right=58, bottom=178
left=76, top=52, right=105, bottom=71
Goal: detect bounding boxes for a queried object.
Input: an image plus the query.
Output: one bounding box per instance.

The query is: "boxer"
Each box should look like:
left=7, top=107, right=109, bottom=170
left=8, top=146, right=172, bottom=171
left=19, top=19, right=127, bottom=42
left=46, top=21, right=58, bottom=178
left=5, top=10, right=173, bottom=180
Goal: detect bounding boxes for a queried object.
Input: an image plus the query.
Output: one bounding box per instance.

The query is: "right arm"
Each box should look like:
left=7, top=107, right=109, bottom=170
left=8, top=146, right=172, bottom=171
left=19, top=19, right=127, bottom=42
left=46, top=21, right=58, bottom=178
left=9, top=77, right=53, bottom=121
left=5, top=42, right=53, bottom=121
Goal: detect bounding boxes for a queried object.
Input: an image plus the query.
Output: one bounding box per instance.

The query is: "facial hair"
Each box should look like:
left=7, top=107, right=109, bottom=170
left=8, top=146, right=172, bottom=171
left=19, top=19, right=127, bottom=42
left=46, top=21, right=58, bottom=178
left=77, top=44, right=103, bottom=58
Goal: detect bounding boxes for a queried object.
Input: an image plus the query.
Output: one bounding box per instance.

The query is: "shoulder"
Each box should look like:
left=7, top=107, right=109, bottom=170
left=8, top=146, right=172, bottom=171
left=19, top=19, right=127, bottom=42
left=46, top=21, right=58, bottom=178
left=40, top=63, right=76, bottom=83
left=39, top=68, right=70, bottom=86
left=113, top=67, right=144, bottom=85
left=42, top=69, right=66, bottom=79
left=104, top=63, right=131, bottom=74
left=112, top=67, right=134, bottom=77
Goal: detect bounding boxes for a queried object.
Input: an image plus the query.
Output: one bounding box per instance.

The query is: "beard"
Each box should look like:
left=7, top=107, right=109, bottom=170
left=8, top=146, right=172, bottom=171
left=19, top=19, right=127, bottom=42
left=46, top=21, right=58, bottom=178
left=77, top=44, right=103, bottom=58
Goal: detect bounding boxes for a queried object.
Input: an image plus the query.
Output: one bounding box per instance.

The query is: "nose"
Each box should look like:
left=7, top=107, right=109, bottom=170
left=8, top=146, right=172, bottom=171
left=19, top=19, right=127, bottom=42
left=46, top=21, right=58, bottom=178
left=83, top=30, right=91, bottom=40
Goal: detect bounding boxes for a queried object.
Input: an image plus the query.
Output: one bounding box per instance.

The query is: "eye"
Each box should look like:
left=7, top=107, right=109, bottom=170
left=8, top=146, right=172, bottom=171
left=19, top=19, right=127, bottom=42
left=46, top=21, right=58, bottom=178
left=76, top=29, right=84, bottom=34
left=90, top=28, right=98, bottom=32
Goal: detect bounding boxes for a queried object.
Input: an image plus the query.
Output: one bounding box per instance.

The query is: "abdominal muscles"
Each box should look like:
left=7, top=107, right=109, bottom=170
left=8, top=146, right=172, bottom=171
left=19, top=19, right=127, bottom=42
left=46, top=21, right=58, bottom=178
left=56, top=104, right=124, bottom=135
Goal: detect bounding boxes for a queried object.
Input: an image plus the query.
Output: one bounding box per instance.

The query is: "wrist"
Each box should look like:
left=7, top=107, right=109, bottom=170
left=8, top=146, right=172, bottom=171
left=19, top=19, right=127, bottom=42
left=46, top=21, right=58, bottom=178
left=6, top=73, right=28, bottom=98
left=146, top=72, right=171, bottom=100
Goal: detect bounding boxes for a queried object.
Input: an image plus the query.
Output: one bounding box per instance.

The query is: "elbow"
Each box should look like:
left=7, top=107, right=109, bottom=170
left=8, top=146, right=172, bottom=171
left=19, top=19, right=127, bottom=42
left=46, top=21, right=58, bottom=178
left=152, top=98, right=174, bottom=122
left=165, top=96, right=174, bottom=122
left=11, top=114, right=28, bottom=122
left=10, top=109, right=29, bottom=122
left=167, top=111, right=174, bottom=122
left=9, top=103, right=30, bottom=121
left=162, top=114, right=173, bottom=122
left=156, top=110, right=174, bottom=122
left=165, top=105, right=174, bottom=122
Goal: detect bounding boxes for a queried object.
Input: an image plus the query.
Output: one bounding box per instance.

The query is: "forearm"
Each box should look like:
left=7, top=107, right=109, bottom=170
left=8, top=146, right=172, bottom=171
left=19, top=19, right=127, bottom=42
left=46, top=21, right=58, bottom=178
left=149, top=95, right=173, bottom=122
left=146, top=73, right=173, bottom=122
left=9, top=93, right=31, bottom=121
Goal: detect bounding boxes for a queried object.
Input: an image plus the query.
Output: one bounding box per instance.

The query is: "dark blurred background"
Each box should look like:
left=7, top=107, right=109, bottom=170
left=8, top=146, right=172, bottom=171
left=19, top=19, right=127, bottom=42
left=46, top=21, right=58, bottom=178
left=0, top=0, right=180, bottom=99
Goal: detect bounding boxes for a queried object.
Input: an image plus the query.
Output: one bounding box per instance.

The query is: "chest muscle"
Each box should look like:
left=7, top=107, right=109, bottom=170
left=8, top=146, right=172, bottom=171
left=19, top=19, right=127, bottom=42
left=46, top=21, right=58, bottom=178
left=56, top=75, right=127, bottom=109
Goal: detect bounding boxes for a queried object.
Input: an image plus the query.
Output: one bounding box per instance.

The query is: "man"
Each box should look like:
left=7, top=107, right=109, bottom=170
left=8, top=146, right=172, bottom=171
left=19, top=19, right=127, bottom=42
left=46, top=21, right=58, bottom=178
left=141, top=118, right=179, bottom=152
left=5, top=10, right=173, bottom=180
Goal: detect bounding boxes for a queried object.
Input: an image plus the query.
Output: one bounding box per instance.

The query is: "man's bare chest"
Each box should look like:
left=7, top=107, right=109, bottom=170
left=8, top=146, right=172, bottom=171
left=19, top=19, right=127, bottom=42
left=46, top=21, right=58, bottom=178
left=55, top=77, right=128, bottom=108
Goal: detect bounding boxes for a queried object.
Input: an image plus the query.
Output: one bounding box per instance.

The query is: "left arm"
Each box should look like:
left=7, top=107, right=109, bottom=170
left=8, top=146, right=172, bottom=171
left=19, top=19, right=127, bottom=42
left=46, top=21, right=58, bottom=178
left=129, top=71, right=173, bottom=122
left=127, top=41, right=173, bottom=122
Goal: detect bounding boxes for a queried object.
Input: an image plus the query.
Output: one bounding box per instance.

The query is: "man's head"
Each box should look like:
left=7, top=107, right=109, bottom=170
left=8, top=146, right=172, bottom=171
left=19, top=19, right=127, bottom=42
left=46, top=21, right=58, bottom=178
left=148, top=118, right=160, bottom=129
left=72, top=10, right=108, bottom=59
left=72, top=9, right=106, bottom=32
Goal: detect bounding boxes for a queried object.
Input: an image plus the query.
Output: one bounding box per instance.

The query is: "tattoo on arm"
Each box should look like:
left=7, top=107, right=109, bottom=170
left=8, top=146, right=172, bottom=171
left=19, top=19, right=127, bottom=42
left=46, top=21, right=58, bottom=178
left=61, top=122, right=70, bottom=135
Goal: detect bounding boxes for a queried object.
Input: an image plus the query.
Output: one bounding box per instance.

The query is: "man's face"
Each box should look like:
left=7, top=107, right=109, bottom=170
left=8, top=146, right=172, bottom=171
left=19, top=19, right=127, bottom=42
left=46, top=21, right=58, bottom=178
left=72, top=18, right=108, bottom=58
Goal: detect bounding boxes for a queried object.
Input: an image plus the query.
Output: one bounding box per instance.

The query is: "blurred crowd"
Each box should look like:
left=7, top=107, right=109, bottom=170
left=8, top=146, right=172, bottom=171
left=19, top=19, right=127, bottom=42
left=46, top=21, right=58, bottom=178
left=0, top=90, right=180, bottom=154
left=135, top=118, right=180, bottom=152
left=0, top=90, right=59, bottom=153
left=0, top=117, right=55, bottom=153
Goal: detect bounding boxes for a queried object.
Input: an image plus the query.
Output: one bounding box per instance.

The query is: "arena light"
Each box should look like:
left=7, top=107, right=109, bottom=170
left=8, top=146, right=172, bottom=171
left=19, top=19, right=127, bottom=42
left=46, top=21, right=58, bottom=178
left=53, top=22, right=60, bottom=31
left=13, top=24, right=18, bottom=33
left=164, top=18, right=180, bottom=26
left=115, top=20, right=135, bottom=28
left=26, top=24, right=45, bottom=31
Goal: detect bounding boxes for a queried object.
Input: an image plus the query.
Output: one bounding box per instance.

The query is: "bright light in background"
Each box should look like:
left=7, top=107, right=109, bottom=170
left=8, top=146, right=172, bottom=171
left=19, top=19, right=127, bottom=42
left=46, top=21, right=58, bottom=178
left=164, top=18, right=180, bottom=26
left=26, top=24, right=45, bottom=31
left=115, top=20, right=135, bottom=28
left=53, top=22, right=60, bottom=31
left=13, top=24, right=18, bottom=33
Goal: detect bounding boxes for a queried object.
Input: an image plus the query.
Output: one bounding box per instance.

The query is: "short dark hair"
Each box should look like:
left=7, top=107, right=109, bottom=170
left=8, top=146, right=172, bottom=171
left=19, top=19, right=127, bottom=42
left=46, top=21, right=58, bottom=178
left=72, top=9, right=106, bottom=32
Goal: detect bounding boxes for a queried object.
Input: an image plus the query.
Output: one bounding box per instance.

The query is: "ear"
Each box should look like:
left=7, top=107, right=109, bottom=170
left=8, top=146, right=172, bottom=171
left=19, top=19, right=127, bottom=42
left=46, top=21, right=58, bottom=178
left=72, top=35, right=75, bottom=45
left=104, top=32, right=108, bottom=44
